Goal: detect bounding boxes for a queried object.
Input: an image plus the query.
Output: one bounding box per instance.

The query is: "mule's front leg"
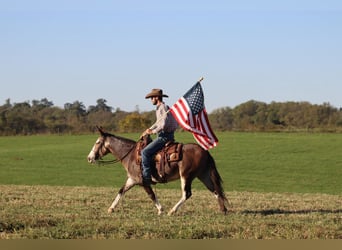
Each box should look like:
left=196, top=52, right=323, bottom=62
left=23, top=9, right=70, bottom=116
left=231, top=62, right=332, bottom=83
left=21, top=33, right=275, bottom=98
left=168, top=177, right=192, bottom=215
left=108, top=178, right=135, bottom=213
left=143, top=186, right=163, bottom=215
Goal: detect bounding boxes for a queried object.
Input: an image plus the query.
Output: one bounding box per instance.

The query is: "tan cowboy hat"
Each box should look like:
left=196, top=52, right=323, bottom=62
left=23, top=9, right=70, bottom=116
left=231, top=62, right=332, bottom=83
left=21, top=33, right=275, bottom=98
left=145, top=88, right=169, bottom=99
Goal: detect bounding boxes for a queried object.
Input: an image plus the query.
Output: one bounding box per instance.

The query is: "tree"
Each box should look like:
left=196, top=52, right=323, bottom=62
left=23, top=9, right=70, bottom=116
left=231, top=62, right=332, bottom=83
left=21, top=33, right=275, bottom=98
left=0, top=97, right=341, bottom=135
left=118, top=112, right=151, bottom=132
left=88, top=99, right=113, bottom=113
left=233, top=100, right=265, bottom=130
left=210, top=107, right=234, bottom=131
left=64, top=101, right=86, bottom=117
left=32, top=98, right=54, bottom=110
left=4, top=101, right=46, bottom=134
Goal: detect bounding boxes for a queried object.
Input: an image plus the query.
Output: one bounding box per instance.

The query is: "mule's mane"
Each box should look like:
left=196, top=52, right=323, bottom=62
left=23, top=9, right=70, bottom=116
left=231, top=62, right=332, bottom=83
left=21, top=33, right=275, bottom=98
left=104, top=132, right=136, bottom=145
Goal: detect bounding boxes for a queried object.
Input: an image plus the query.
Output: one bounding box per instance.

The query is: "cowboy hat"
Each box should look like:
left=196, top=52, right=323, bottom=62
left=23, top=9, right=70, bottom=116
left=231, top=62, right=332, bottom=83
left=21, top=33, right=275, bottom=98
left=145, top=88, right=169, bottom=99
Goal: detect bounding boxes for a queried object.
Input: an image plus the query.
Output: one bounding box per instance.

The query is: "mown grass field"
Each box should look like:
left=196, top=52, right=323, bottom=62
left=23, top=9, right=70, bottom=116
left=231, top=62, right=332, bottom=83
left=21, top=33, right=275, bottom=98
left=0, top=132, right=341, bottom=239
left=0, top=185, right=341, bottom=239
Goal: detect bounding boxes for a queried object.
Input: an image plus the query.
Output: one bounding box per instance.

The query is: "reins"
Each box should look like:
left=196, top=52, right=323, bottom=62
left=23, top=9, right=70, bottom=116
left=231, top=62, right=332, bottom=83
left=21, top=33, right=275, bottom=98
left=96, top=141, right=137, bottom=166
left=96, top=158, right=121, bottom=165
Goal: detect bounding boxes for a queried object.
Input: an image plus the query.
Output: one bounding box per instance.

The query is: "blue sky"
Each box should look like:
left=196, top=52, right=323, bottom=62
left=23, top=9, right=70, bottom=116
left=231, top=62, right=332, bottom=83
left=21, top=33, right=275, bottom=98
left=1, top=1, right=341, bottom=112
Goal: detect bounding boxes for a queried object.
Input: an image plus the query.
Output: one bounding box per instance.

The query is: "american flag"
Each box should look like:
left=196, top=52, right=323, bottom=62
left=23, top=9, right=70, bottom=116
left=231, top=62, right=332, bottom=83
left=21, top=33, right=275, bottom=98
left=170, top=81, right=218, bottom=150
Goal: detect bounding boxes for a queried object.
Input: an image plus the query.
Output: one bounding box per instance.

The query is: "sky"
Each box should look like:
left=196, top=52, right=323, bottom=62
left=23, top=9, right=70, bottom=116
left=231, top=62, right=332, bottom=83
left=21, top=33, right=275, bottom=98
left=1, top=0, right=342, bottom=112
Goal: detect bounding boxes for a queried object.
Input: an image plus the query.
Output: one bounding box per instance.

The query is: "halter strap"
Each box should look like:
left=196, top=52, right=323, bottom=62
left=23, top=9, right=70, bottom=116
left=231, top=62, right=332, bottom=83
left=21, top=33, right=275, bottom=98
left=96, top=142, right=136, bottom=166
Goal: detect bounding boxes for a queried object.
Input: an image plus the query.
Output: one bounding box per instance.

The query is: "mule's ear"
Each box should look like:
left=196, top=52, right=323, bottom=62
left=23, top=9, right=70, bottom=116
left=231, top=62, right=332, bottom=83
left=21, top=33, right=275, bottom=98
left=96, top=125, right=105, bottom=135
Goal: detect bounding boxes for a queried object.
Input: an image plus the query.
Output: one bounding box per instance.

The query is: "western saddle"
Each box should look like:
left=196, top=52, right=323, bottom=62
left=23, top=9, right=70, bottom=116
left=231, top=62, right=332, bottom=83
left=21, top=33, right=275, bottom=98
left=135, top=135, right=183, bottom=182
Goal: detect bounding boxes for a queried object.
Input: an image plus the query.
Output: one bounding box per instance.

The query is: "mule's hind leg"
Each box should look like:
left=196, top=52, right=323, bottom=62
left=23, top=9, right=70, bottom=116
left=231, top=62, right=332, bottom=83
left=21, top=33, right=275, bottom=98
left=198, top=171, right=228, bottom=214
left=108, top=177, right=135, bottom=213
left=142, top=186, right=163, bottom=215
left=168, top=177, right=192, bottom=215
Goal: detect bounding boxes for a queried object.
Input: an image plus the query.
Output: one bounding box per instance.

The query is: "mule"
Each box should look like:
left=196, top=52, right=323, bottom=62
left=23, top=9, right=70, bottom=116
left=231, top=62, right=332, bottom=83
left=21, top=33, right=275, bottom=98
left=87, top=126, right=228, bottom=215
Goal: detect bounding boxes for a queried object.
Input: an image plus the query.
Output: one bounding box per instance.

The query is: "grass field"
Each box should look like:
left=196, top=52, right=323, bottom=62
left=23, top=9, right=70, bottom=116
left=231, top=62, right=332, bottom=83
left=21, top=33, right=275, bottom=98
left=0, top=132, right=341, bottom=194
left=0, top=185, right=341, bottom=239
left=0, top=132, right=341, bottom=239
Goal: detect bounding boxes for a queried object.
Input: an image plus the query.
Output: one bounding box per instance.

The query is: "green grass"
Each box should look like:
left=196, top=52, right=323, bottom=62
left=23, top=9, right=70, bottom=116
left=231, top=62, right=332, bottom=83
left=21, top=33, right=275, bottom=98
left=212, top=132, right=342, bottom=194
left=0, top=185, right=341, bottom=239
left=0, top=132, right=341, bottom=239
left=0, top=134, right=125, bottom=187
left=0, top=132, right=341, bottom=194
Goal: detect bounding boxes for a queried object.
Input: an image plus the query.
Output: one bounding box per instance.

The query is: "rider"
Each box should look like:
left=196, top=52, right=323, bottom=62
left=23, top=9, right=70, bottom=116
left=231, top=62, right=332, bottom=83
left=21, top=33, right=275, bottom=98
left=140, top=88, right=178, bottom=186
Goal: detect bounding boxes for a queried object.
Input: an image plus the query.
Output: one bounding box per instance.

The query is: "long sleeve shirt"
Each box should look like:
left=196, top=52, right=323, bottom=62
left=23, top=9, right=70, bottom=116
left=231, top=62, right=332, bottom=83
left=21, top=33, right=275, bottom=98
left=150, top=102, right=178, bottom=134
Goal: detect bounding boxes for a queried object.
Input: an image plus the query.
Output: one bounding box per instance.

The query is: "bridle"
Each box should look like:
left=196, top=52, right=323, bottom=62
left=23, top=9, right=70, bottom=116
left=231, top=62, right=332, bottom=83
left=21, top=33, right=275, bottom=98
left=95, top=140, right=136, bottom=166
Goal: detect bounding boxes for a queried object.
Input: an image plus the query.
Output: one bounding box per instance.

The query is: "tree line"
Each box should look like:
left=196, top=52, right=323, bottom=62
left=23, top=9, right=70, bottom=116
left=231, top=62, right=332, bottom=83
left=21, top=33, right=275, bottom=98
left=0, top=98, right=341, bottom=135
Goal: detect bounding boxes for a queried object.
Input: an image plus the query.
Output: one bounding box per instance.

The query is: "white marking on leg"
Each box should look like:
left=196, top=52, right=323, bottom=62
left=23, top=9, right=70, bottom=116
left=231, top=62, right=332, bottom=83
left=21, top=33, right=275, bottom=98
left=143, top=186, right=164, bottom=215
left=168, top=177, right=187, bottom=215
left=108, top=177, right=136, bottom=213
left=154, top=196, right=163, bottom=215
left=108, top=193, right=121, bottom=213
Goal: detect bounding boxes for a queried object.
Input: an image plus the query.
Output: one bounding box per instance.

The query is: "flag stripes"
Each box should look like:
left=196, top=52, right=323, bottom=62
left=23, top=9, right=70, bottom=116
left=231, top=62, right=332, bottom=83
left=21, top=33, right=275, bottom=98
left=170, top=82, right=218, bottom=150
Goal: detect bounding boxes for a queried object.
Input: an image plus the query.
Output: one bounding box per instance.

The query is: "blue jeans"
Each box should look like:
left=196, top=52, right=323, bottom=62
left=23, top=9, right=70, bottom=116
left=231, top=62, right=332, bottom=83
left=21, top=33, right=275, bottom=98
left=141, top=132, right=174, bottom=181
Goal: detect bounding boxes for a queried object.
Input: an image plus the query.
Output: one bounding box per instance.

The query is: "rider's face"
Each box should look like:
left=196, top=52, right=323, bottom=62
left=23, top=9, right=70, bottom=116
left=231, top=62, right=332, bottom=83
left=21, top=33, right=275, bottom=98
left=151, top=96, right=158, bottom=105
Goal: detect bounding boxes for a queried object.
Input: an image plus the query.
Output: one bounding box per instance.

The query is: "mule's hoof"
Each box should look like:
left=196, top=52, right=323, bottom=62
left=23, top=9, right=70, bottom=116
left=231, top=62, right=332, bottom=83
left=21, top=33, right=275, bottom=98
left=167, top=210, right=175, bottom=216
left=107, top=208, right=114, bottom=214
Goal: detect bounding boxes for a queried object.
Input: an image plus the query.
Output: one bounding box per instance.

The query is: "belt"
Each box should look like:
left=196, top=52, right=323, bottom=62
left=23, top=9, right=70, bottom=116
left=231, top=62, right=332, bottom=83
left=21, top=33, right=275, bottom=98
left=158, top=130, right=174, bottom=136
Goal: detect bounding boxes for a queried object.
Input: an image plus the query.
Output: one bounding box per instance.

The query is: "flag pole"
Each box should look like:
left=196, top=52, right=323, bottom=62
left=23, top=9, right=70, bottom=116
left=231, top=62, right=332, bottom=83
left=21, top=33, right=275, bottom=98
left=148, top=77, right=204, bottom=130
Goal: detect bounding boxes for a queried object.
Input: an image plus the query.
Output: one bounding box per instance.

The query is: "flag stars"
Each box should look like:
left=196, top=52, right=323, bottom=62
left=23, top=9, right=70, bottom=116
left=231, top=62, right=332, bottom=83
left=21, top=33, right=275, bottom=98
left=184, top=85, right=204, bottom=115
left=170, top=82, right=218, bottom=150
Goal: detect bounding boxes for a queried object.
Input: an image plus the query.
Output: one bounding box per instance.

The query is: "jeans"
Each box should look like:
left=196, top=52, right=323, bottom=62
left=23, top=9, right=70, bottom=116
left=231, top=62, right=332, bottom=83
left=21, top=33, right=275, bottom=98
left=141, top=132, right=174, bottom=182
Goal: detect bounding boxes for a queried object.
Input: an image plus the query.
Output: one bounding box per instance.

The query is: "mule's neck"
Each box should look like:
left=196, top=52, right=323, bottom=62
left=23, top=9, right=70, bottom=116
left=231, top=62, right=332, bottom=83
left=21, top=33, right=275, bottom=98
left=106, top=134, right=136, bottom=160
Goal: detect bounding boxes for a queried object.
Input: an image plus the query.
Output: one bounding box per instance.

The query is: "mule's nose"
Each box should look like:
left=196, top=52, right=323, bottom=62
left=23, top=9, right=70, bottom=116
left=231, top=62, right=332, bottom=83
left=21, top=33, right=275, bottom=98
left=87, top=156, right=93, bottom=163
left=87, top=150, right=96, bottom=164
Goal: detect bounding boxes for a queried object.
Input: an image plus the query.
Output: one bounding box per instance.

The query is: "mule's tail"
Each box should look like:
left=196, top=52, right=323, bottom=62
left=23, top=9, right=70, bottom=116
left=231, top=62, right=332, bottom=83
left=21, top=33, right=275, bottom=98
left=208, top=153, right=226, bottom=199
left=208, top=153, right=228, bottom=213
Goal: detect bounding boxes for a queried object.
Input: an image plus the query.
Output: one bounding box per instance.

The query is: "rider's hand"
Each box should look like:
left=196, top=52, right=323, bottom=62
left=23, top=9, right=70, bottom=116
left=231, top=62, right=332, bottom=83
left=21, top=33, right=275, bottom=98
left=140, top=129, right=152, bottom=139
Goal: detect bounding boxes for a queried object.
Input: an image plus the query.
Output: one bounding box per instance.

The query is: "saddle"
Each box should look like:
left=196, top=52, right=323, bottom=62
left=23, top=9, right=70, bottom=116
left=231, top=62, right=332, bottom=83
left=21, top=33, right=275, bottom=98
left=136, top=135, right=183, bottom=182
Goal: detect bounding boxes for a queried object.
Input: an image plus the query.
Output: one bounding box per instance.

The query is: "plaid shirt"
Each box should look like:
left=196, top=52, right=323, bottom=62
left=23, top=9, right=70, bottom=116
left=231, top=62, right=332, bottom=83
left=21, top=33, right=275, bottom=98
left=151, top=102, right=178, bottom=134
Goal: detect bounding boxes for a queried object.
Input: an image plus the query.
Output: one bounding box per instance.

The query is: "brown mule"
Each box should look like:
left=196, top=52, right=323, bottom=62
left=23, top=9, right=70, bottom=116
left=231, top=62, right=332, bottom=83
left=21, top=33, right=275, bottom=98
left=87, top=126, right=228, bottom=215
